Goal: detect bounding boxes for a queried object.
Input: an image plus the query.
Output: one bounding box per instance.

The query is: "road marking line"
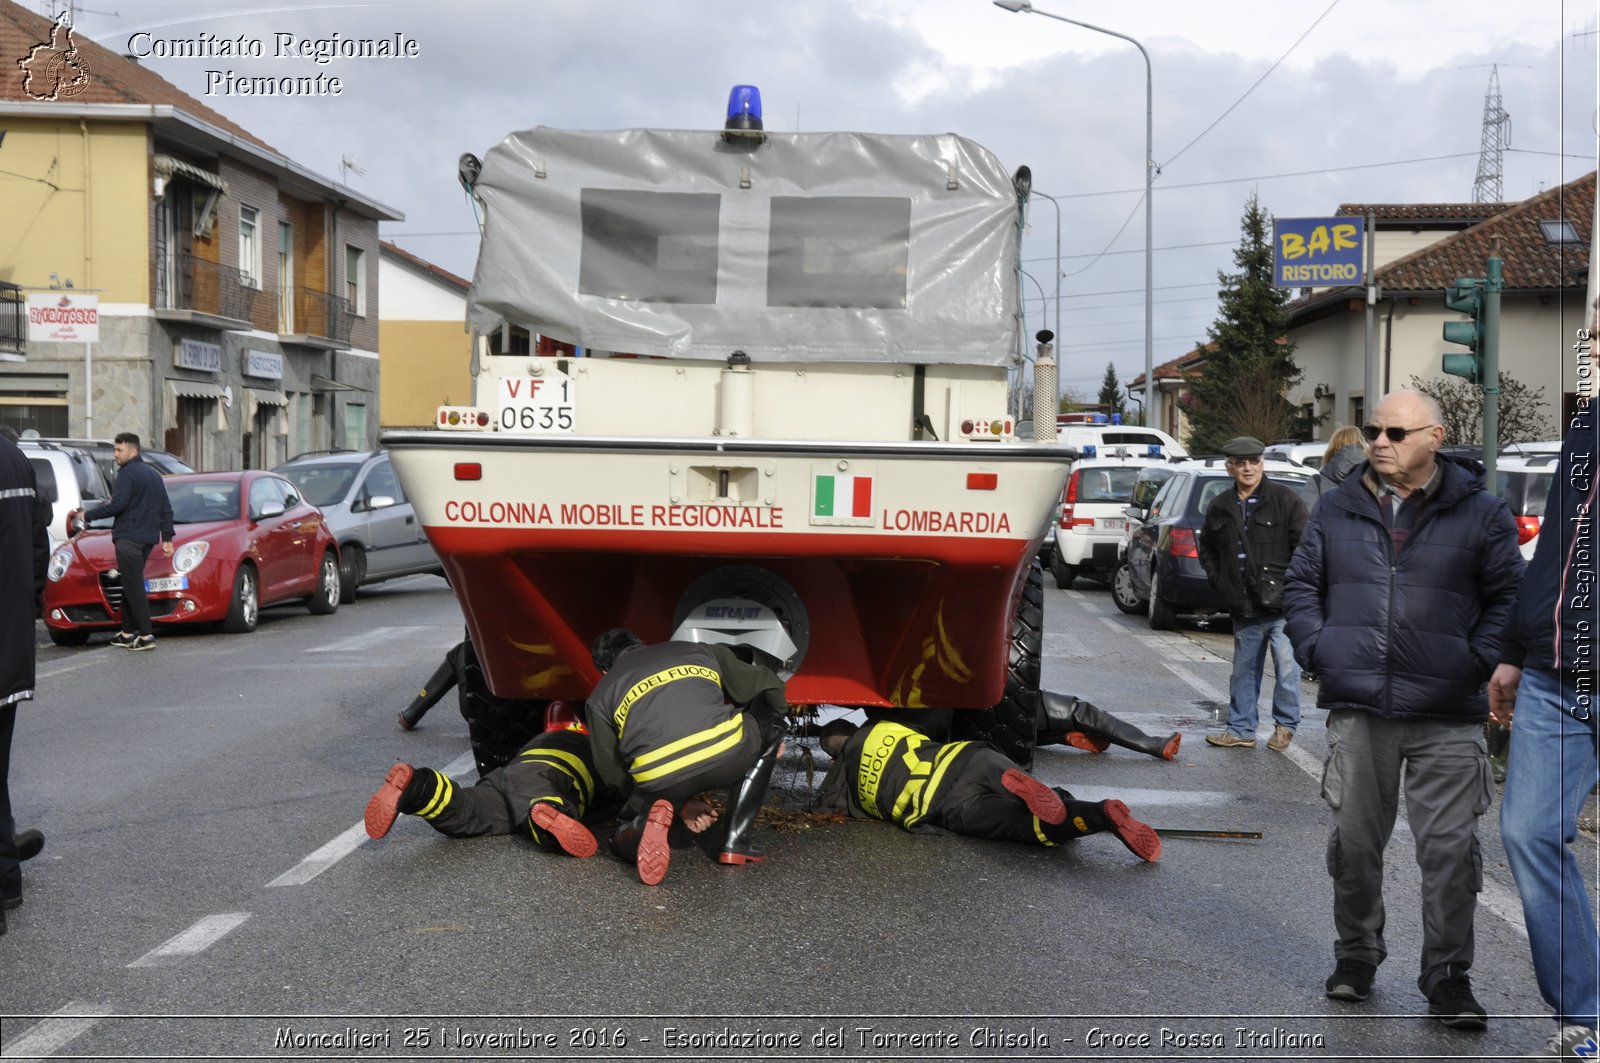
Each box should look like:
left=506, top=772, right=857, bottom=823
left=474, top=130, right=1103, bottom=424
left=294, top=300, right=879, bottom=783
left=1162, top=659, right=1228, bottom=702
left=307, top=626, right=432, bottom=653
left=267, top=751, right=477, bottom=887
left=35, top=657, right=102, bottom=681
left=0, top=1001, right=110, bottom=1058
left=127, top=913, right=250, bottom=967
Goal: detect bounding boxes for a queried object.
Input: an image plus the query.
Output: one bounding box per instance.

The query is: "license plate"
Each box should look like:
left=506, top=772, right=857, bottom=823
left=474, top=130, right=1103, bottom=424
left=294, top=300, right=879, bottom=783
left=1098, top=517, right=1123, bottom=529
left=145, top=576, right=188, bottom=593
left=497, top=375, right=575, bottom=434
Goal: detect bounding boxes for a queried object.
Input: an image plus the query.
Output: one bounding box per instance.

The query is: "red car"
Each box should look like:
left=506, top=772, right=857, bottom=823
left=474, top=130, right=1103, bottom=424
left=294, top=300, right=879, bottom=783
left=42, top=470, right=341, bottom=645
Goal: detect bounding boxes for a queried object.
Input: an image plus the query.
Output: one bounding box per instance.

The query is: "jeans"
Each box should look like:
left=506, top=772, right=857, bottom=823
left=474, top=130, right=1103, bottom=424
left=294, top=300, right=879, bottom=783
left=1501, top=666, right=1600, bottom=1029
left=1226, top=613, right=1300, bottom=739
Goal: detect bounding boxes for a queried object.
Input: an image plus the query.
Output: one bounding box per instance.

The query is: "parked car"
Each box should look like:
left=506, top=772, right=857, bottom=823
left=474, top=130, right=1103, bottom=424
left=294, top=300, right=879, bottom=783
left=1110, top=462, right=1183, bottom=613
left=1494, top=452, right=1558, bottom=561
left=273, top=449, right=441, bottom=603
left=18, top=439, right=113, bottom=546
left=1262, top=441, right=1326, bottom=469
left=35, top=437, right=194, bottom=483
left=1048, top=448, right=1172, bottom=588
left=1055, top=422, right=1188, bottom=459
left=1119, top=459, right=1316, bottom=630
left=42, top=470, right=340, bottom=645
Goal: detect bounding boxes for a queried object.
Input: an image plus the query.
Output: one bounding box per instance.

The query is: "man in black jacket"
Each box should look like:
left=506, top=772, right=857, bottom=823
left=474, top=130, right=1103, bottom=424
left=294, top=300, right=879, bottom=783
left=585, top=628, right=789, bottom=886
left=1197, top=436, right=1309, bottom=752
left=1283, top=389, right=1523, bottom=1030
left=79, top=433, right=173, bottom=651
left=0, top=428, right=51, bottom=934
left=1491, top=399, right=1599, bottom=1058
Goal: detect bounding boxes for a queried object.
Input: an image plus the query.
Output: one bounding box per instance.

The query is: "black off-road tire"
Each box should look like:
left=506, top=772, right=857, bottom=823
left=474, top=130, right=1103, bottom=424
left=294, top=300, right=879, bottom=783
left=953, top=559, right=1043, bottom=769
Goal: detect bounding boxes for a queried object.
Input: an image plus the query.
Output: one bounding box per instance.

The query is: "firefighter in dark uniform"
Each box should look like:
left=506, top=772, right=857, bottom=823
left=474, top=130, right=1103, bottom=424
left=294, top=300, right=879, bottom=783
left=817, top=718, right=1161, bottom=862
left=365, top=701, right=611, bottom=858
left=586, top=627, right=788, bottom=886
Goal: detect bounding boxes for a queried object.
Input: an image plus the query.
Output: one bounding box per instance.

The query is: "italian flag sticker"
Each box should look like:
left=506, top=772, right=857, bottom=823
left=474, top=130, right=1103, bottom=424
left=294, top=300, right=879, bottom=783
left=814, top=473, right=873, bottom=520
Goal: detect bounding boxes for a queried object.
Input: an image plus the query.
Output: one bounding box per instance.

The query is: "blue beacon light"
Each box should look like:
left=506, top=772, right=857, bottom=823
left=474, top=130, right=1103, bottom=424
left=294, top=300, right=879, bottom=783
left=724, top=85, right=764, bottom=133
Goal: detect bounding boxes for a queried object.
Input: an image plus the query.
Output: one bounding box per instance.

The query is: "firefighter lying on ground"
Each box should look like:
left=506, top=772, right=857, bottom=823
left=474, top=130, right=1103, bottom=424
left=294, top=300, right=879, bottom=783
left=1037, top=691, right=1182, bottom=760
left=395, top=634, right=546, bottom=778
left=365, top=701, right=612, bottom=858
left=816, top=717, right=1162, bottom=862
left=585, top=627, right=789, bottom=886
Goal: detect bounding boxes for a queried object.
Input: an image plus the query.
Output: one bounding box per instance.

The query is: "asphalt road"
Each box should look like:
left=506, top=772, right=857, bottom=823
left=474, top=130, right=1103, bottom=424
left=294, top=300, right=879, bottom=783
left=0, top=571, right=1574, bottom=1061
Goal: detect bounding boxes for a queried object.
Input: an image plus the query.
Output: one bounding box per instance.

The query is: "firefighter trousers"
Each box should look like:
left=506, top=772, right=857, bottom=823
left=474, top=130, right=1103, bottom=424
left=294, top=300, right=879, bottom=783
left=928, top=747, right=1086, bottom=847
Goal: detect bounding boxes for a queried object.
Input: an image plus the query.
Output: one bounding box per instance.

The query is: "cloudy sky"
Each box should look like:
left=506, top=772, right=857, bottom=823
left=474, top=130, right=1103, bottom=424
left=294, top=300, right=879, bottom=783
left=55, top=0, right=1600, bottom=398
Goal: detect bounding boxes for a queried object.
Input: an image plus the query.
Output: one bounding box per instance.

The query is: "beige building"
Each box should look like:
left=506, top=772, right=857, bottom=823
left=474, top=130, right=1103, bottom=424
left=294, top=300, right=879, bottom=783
left=0, top=2, right=403, bottom=468
left=1286, top=176, right=1591, bottom=440
left=377, top=242, right=476, bottom=429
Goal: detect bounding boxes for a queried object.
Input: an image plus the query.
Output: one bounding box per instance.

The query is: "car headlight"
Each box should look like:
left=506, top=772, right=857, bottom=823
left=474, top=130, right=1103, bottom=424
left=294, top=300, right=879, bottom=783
left=47, top=547, right=73, bottom=582
left=171, top=540, right=210, bottom=574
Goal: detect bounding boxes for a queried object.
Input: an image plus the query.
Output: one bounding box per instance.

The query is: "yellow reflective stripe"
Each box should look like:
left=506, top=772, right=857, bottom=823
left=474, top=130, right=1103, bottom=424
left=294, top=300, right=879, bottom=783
left=903, top=742, right=969, bottom=829
left=631, top=713, right=742, bottom=770
left=526, top=797, right=562, bottom=841
left=630, top=718, right=746, bottom=784
left=612, top=664, right=721, bottom=735
left=417, top=770, right=453, bottom=821
left=858, top=727, right=923, bottom=820
left=1032, top=816, right=1055, bottom=847
left=889, top=747, right=935, bottom=822
left=519, top=748, right=595, bottom=805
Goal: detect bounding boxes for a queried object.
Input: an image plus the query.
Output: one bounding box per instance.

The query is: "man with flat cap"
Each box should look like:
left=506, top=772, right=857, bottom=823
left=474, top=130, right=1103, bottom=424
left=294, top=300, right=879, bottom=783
left=1196, top=435, right=1309, bottom=750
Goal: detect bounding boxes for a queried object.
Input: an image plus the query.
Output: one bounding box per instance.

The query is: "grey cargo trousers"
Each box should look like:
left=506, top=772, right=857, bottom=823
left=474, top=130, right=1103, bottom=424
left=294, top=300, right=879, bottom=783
left=1322, top=709, right=1493, bottom=995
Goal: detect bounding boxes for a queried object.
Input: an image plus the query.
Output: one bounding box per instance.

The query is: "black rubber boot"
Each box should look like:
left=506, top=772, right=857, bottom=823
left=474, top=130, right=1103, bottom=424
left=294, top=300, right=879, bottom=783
left=1037, top=691, right=1179, bottom=760
left=718, top=735, right=782, bottom=866
left=1042, top=790, right=1161, bottom=862
left=399, top=650, right=460, bottom=730
left=609, top=801, right=673, bottom=884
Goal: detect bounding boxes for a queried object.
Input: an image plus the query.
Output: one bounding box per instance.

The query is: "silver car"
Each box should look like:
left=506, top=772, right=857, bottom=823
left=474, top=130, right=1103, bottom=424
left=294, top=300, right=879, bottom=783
left=273, top=449, right=442, bottom=602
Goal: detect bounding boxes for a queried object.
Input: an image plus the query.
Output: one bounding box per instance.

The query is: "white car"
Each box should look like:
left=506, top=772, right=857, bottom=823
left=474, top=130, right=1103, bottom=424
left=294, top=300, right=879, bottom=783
left=18, top=440, right=113, bottom=546
left=1049, top=448, right=1175, bottom=588
left=1494, top=452, right=1557, bottom=561
left=1262, top=441, right=1327, bottom=469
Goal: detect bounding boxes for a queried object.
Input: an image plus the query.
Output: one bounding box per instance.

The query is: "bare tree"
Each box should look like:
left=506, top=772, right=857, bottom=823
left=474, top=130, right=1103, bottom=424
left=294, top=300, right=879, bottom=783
left=1407, top=372, right=1553, bottom=445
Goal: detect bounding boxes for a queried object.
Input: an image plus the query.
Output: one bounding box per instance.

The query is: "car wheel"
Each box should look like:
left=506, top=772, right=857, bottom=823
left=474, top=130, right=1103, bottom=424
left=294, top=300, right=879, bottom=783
left=223, top=564, right=259, bottom=633
left=48, top=628, right=90, bottom=647
left=1147, top=568, right=1177, bottom=631
left=1049, top=549, right=1077, bottom=589
left=1112, top=561, right=1145, bottom=615
left=308, top=550, right=340, bottom=615
left=338, top=544, right=365, bottom=605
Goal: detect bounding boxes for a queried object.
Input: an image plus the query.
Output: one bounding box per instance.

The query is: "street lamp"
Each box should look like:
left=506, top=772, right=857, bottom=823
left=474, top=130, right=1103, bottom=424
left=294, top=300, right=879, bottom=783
left=1031, top=190, right=1062, bottom=350
left=1019, top=269, right=1051, bottom=355
left=994, top=0, right=1154, bottom=421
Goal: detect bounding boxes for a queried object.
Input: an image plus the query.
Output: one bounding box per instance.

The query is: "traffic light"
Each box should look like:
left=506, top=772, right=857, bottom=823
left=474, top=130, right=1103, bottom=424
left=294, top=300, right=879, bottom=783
left=1441, top=276, right=1485, bottom=383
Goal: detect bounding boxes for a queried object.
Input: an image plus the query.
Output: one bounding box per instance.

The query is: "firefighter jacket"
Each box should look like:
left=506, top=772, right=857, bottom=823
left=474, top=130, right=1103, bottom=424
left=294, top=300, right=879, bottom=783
left=818, top=719, right=977, bottom=833
left=1, top=434, right=49, bottom=709
left=585, top=641, right=787, bottom=799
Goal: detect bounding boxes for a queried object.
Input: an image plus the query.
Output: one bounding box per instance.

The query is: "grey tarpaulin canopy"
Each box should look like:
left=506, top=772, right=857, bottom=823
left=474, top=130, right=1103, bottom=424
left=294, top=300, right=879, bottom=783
left=466, top=128, right=1021, bottom=367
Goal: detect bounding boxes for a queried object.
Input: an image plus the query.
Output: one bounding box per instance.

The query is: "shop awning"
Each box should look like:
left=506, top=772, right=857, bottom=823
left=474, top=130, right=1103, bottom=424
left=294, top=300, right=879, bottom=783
left=310, top=374, right=364, bottom=393
left=246, top=388, right=288, bottom=407
left=167, top=379, right=225, bottom=400
left=153, top=155, right=228, bottom=195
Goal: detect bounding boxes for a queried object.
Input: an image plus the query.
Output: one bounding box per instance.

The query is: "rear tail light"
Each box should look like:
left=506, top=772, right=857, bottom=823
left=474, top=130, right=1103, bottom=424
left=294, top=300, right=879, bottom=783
left=1167, top=526, right=1199, bottom=558
left=1514, top=515, right=1541, bottom=545
left=454, top=463, right=483, bottom=481
left=1059, top=470, right=1078, bottom=528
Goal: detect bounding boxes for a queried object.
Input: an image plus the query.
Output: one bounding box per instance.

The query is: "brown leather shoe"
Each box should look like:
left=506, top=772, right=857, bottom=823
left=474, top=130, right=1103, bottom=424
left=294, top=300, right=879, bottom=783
left=1267, top=725, right=1294, bottom=752
left=1205, top=731, right=1255, bottom=749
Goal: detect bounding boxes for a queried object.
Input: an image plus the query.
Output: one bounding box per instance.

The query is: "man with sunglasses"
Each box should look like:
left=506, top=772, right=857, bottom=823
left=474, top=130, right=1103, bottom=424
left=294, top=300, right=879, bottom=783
left=1197, top=435, right=1309, bottom=751
left=1283, top=389, right=1523, bottom=1031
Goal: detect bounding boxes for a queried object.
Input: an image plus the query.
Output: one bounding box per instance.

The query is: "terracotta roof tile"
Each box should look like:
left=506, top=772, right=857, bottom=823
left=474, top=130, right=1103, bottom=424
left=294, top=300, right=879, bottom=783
left=1336, top=202, right=1514, bottom=222
left=2, top=2, right=276, bottom=153
left=1374, top=171, right=1594, bottom=292
left=380, top=241, right=471, bottom=292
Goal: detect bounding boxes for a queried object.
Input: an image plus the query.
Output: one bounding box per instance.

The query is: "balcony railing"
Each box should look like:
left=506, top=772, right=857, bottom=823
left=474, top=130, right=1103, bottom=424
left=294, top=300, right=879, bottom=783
left=158, top=252, right=259, bottom=324
left=0, top=282, right=22, bottom=354
left=293, top=288, right=354, bottom=344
